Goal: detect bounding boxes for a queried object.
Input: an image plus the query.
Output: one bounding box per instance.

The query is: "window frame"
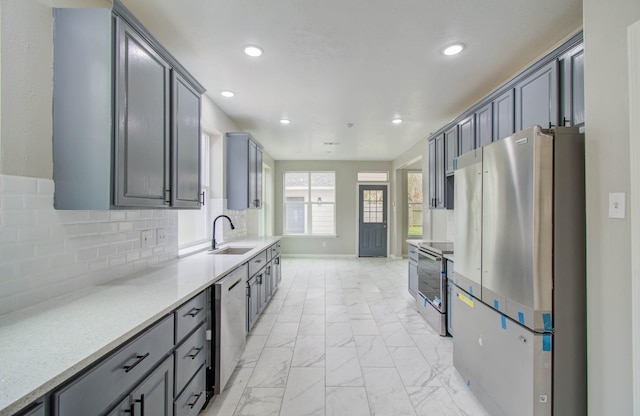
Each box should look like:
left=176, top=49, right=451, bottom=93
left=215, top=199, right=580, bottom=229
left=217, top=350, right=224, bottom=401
left=407, top=170, right=423, bottom=236
left=283, top=171, right=336, bottom=236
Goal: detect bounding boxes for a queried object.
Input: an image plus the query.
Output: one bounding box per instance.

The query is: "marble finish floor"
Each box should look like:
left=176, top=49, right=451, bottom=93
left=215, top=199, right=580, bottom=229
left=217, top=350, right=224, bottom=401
left=201, top=257, right=489, bottom=416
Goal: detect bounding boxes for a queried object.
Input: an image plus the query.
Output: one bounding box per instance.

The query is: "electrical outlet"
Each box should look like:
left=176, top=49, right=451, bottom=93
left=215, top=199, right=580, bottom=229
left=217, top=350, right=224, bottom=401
left=608, top=192, right=626, bottom=219
left=141, top=230, right=152, bottom=248
left=157, top=228, right=166, bottom=244
left=322, top=242, right=327, bottom=248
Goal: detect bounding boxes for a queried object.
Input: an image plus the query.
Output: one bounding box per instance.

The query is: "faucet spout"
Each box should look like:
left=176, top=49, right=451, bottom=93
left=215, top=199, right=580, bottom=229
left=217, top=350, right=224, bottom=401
left=212, top=215, right=236, bottom=250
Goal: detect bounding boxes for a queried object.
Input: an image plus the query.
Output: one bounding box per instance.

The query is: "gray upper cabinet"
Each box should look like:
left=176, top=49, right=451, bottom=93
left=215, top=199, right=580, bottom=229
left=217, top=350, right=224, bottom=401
left=445, top=126, right=458, bottom=176
left=52, top=2, right=204, bottom=210
left=171, top=72, right=203, bottom=208
left=428, top=139, right=436, bottom=208
left=115, top=19, right=171, bottom=208
left=515, top=60, right=558, bottom=131
left=559, top=44, right=585, bottom=128
left=476, top=103, right=493, bottom=147
left=458, top=115, right=475, bottom=156
left=493, top=88, right=515, bottom=141
left=435, top=134, right=446, bottom=209
left=226, top=132, right=264, bottom=210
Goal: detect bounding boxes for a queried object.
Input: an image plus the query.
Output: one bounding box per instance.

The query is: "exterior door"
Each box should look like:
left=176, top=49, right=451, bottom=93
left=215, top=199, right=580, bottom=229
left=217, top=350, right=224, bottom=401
left=358, top=185, right=387, bottom=257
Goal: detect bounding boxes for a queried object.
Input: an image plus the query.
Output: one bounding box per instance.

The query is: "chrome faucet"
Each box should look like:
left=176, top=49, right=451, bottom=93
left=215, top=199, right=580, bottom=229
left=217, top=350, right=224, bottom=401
left=212, top=215, right=235, bottom=250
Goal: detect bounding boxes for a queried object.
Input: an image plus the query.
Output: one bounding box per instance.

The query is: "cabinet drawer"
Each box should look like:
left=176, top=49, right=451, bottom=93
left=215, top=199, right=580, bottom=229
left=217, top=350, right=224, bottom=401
left=248, top=250, right=267, bottom=276
left=269, top=242, right=281, bottom=260
left=175, top=291, right=206, bottom=343
left=175, top=322, right=206, bottom=396
left=53, top=314, right=174, bottom=416
left=175, top=365, right=206, bottom=416
left=408, top=244, right=419, bottom=262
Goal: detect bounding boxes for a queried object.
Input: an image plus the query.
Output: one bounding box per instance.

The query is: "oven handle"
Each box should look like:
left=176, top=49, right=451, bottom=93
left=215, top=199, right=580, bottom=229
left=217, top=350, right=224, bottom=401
left=418, top=249, right=441, bottom=262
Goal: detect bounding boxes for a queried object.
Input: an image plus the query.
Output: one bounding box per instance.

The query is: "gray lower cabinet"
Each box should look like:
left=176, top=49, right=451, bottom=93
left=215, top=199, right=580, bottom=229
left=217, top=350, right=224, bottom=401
left=52, top=315, right=174, bottom=416
left=408, top=244, right=418, bottom=298
left=15, top=401, right=45, bottom=416
left=493, top=88, right=515, bottom=141
left=515, top=60, right=559, bottom=131
left=247, top=275, right=260, bottom=332
left=129, top=356, right=174, bottom=416
left=174, top=366, right=206, bottom=416
left=226, top=132, right=264, bottom=210
left=246, top=244, right=282, bottom=332
left=476, top=102, right=493, bottom=147
left=52, top=3, right=204, bottom=210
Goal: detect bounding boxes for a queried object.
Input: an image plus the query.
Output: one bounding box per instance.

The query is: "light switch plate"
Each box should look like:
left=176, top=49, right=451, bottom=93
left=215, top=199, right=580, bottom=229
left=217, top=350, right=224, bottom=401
left=608, top=192, right=626, bottom=219
left=140, top=230, right=152, bottom=248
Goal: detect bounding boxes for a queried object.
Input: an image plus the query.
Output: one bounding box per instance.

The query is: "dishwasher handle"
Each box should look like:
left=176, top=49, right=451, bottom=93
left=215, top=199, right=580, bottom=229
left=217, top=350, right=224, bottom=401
left=228, top=278, right=243, bottom=291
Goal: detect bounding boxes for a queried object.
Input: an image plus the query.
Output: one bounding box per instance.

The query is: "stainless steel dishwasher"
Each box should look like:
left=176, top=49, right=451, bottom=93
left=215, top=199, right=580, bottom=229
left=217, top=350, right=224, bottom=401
left=214, top=264, right=248, bottom=394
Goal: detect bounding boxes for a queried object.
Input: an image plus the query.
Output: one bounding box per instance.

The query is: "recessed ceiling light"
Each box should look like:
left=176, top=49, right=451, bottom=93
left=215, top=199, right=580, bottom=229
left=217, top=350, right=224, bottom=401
left=280, top=119, right=290, bottom=125
left=392, top=118, right=403, bottom=124
left=443, top=43, right=464, bottom=56
left=243, top=45, right=263, bottom=57
left=220, top=90, right=235, bottom=98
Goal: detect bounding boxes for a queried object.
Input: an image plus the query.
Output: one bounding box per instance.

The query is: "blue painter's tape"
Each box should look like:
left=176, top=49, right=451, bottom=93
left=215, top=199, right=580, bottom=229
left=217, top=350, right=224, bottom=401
left=494, top=300, right=500, bottom=310
left=501, top=315, right=507, bottom=330
left=542, top=313, right=552, bottom=330
left=518, top=312, right=525, bottom=325
left=466, top=379, right=471, bottom=387
left=424, top=298, right=428, bottom=307
left=469, top=286, right=473, bottom=296
left=542, top=334, right=552, bottom=352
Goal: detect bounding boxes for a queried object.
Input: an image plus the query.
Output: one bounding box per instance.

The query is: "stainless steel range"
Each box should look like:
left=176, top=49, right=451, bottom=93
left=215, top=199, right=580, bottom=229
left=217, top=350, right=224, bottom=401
left=417, top=242, right=453, bottom=336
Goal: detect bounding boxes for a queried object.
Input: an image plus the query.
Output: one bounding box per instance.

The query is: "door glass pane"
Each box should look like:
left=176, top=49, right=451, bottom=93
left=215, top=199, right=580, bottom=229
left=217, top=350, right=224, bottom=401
left=408, top=172, right=423, bottom=235
left=363, top=189, right=384, bottom=223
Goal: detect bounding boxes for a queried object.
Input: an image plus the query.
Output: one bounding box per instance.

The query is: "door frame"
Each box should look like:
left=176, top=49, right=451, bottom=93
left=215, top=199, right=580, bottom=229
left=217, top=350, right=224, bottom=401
left=628, top=19, right=640, bottom=415
left=355, top=182, right=390, bottom=257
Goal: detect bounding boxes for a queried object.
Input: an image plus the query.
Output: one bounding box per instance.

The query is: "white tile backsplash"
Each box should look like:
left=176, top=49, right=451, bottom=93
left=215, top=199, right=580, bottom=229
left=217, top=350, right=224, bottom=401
left=0, top=174, right=180, bottom=315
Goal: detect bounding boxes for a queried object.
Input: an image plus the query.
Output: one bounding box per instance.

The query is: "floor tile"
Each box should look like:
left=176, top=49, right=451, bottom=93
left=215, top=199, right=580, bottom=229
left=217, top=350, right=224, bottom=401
left=412, top=334, right=454, bottom=374
left=362, top=367, right=417, bottom=416
left=354, top=335, right=395, bottom=367
left=298, top=314, right=325, bottom=335
left=351, top=318, right=380, bottom=335
left=326, top=322, right=355, bottom=347
left=378, top=321, right=416, bottom=347
left=438, top=366, right=491, bottom=416
left=280, top=367, right=325, bottom=416
left=325, top=347, right=364, bottom=386
left=238, top=335, right=268, bottom=368
left=234, top=387, right=284, bottom=416
left=406, top=386, right=463, bottom=416
left=265, top=322, right=299, bottom=348
left=247, top=347, right=293, bottom=388
left=291, top=335, right=326, bottom=367
left=277, top=305, right=303, bottom=323
left=201, top=367, right=253, bottom=416
left=326, top=386, right=371, bottom=416
left=389, top=346, right=441, bottom=387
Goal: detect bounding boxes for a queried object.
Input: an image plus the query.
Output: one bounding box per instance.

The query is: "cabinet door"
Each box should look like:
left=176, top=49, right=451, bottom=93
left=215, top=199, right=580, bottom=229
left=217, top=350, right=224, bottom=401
left=408, top=260, right=418, bottom=298
left=171, top=71, right=202, bottom=208
left=493, top=88, right=515, bottom=141
left=559, top=44, right=584, bottom=127
left=458, top=116, right=475, bottom=156
left=435, top=134, right=445, bottom=209
left=428, top=139, right=436, bottom=208
left=247, top=277, right=260, bottom=332
left=515, top=61, right=558, bottom=131
left=105, top=397, right=132, bottom=416
left=445, top=127, right=458, bottom=176
left=255, top=147, right=263, bottom=208
left=257, top=271, right=267, bottom=313
left=476, top=103, right=493, bottom=147
left=248, top=140, right=258, bottom=209
left=16, top=401, right=46, bottom=416
left=115, top=19, right=171, bottom=207
left=131, top=356, right=174, bottom=416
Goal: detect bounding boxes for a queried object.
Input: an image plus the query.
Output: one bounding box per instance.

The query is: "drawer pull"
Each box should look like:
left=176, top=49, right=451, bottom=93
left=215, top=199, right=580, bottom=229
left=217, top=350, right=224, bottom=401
left=255, top=259, right=262, bottom=264
left=188, top=346, right=203, bottom=360
left=188, top=392, right=203, bottom=409
left=124, top=403, right=135, bottom=415
left=187, top=307, right=203, bottom=317
left=123, top=353, right=150, bottom=373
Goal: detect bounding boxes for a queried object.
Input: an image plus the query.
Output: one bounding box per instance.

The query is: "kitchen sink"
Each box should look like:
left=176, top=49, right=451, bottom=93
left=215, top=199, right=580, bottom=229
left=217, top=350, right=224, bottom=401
left=209, top=246, right=254, bottom=255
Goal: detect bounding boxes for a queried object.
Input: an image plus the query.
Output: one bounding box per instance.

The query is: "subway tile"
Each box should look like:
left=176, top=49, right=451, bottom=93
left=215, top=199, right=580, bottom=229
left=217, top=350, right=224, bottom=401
left=36, top=179, right=55, bottom=195
left=88, top=211, right=110, bottom=222
left=24, top=195, right=53, bottom=210
left=0, top=228, right=18, bottom=245
left=109, top=211, right=127, bottom=221
left=0, top=244, right=35, bottom=263
left=1, top=195, right=24, bottom=210
left=76, top=247, right=98, bottom=262
left=17, top=226, right=50, bottom=242
left=1, top=176, right=37, bottom=194
left=1, top=211, right=36, bottom=227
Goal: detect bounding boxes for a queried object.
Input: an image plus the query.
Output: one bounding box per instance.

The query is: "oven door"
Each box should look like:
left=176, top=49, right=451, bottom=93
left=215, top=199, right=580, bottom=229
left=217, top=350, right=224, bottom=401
left=417, top=249, right=445, bottom=312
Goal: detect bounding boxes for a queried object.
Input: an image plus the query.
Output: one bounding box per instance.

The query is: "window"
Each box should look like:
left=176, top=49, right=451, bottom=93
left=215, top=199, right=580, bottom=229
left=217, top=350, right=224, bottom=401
left=178, top=133, right=211, bottom=248
left=284, top=171, right=335, bottom=235
left=407, top=171, right=423, bottom=235
left=357, top=171, right=388, bottom=182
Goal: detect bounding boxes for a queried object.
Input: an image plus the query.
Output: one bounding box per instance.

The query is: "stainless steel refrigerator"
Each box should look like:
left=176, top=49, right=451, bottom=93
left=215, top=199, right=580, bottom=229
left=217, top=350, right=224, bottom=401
left=451, top=126, right=586, bottom=416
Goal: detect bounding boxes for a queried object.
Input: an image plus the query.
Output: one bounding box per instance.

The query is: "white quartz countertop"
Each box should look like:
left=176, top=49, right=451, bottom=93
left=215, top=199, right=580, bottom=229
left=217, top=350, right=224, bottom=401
left=0, top=236, right=281, bottom=416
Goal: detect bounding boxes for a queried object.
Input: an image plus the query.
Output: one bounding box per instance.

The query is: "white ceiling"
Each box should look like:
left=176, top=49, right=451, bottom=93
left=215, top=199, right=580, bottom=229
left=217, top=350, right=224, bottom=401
left=121, top=0, right=582, bottom=161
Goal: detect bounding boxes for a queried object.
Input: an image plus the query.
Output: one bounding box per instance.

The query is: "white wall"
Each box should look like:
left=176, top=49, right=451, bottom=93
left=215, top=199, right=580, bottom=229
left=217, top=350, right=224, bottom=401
left=275, top=160, right=392, bottom=256
left=584, top=1, right=640, bottom=414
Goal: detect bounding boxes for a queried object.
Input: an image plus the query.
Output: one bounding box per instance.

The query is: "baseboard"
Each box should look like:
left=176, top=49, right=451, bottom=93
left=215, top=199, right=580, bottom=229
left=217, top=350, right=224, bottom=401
left=282, top=254, right=358, bottom=259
